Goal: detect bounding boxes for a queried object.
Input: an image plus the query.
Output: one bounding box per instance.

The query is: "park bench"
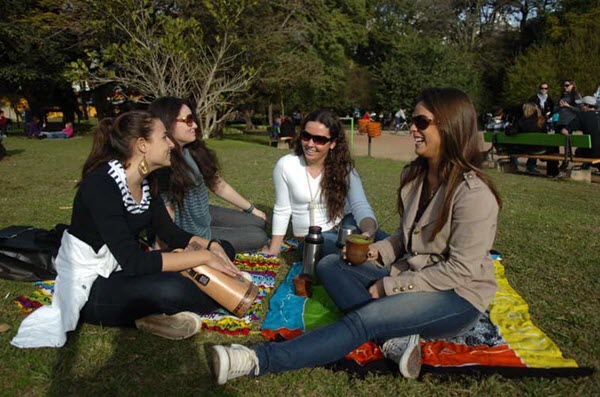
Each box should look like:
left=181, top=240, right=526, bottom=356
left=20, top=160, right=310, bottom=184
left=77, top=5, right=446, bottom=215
left=483, top=132, right=600, bottom=181
left=267, top=126, right=294, bottom=149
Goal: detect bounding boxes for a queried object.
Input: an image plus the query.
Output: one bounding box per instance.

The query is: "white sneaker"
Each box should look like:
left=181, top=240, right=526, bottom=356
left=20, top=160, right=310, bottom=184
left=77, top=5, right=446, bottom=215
left=135, top=311, right=202, bottom=340
left=211, top=344, right=260, bottom=385
left=381, top=334, right=421, bottom=379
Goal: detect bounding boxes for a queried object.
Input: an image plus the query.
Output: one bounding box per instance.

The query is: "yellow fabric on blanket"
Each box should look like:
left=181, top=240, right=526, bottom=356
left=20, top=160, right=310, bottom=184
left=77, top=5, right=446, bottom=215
left=491, top=260, right=578, bottom=368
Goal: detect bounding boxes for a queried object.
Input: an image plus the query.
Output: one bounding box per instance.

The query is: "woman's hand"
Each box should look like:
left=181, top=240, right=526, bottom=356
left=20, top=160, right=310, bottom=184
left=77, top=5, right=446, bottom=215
left=369, top=279, right=386, bottom=299
left=208, top=241, right=240, bottom=276
left=193, top=250, right=239, bottom=278
left=252, top=207, right=268, bottom=222
left=260, top=244, right=280, bottom=256
left=559, top=100, right=569, bottom=108
left=366, top=245, right=380, bottom=263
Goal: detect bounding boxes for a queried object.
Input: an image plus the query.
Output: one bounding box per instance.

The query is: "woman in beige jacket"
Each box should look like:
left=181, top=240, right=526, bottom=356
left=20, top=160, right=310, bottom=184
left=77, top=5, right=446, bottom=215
left=210, top=88, right=502, bottom=384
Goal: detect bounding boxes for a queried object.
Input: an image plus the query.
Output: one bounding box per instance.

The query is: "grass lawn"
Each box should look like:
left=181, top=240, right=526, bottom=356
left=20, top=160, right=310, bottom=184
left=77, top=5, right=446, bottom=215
left=0, top=132, right=599, bottom=396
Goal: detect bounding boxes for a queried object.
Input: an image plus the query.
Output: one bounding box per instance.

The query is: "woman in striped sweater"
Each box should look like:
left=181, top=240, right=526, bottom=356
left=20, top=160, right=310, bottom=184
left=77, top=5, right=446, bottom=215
left=150, top=97, right=268, bottom=254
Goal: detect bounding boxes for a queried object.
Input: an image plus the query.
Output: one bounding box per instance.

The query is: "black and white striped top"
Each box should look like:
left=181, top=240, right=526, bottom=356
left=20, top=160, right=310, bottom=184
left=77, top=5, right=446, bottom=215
left=107, top=160, right=151, bottom=214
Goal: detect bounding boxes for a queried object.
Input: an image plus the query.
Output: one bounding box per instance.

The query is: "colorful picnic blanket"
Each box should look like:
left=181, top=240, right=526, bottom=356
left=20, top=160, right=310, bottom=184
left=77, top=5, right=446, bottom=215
left=261, top=255, right=591, bottom=376
left=14, top=252, right=282, bottom=336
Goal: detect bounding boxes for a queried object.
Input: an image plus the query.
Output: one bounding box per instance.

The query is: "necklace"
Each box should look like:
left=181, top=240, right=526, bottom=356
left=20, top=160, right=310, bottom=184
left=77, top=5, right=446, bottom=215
left=305, top=166, right=321, bottom=226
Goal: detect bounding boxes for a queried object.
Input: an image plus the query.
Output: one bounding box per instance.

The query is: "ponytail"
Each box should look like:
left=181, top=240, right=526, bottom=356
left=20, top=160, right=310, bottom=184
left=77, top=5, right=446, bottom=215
left=80, top=118, right=116, bottom=183
left=78, top=111, right=157, bottom=185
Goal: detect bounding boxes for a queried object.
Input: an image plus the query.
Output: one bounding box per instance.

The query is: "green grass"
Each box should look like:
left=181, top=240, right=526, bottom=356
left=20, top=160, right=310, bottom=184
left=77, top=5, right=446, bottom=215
left=0, top=132, right=599, bottom=396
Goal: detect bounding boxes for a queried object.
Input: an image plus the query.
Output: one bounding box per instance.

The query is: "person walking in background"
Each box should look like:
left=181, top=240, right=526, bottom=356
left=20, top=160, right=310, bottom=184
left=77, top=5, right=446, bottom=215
left=394, top=108, right=407, bottom=132
left=149, top=97, right=268, bottom=254
left=528, top=82, right=554, bottom=119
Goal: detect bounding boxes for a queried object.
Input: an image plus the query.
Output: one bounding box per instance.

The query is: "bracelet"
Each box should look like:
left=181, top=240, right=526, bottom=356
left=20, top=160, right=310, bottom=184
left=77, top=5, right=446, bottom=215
left=243, top=204, right=255, bottom=213
left=207, top=239, right=219, bottom=250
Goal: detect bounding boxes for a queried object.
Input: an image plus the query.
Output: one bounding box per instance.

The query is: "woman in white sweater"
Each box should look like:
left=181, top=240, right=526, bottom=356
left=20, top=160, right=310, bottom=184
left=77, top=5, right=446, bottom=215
left=262, top=109, right=385, bottom=256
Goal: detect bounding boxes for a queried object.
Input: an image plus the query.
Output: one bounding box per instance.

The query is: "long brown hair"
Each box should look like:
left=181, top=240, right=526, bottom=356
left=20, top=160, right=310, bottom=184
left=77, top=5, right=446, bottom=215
left=563, top=79, right=580, bottom=102
left=80, top=111, right=159, bottom=191
left=398, top=88, right=502, bottom=240
left=523, top=101, right=545, bottom=128
left=294, top=109, right=353, bottom=222
left=149, top=97, right=220, bottom=209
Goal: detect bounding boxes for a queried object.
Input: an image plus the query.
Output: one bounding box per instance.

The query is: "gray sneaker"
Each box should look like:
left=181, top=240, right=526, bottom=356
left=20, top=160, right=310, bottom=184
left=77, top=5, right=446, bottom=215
left=381, top=334, right=421, bottom=379
left=211, top=344, right=260, bottom=385
left=135, top=311, right=202, bottom=340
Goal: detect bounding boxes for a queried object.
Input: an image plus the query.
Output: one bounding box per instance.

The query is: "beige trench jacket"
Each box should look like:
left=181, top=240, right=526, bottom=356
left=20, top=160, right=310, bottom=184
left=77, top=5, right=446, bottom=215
left=371, top=170, right=499, bottom=313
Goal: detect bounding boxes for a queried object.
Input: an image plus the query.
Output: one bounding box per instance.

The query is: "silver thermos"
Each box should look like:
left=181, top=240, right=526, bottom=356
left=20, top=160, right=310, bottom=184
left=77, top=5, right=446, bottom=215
left=302, top=226, right=324, bottom=277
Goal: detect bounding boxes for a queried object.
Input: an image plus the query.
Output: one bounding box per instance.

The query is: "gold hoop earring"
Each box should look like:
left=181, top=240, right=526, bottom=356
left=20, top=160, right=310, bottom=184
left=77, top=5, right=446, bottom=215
left=138, top=156, right=149, bottom=177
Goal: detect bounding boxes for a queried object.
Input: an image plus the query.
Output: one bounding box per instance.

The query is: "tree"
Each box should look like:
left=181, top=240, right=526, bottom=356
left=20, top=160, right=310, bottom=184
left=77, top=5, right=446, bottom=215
left=504, top=3, right=600, bottom=106
left=69, top=0, right=254, bottom=138
left=0, top=0, right=83, bottom=122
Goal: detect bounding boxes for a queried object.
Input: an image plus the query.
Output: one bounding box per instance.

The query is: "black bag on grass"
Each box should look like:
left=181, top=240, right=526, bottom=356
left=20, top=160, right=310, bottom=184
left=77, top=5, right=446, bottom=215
left=0, top=224, right=67, bottom=281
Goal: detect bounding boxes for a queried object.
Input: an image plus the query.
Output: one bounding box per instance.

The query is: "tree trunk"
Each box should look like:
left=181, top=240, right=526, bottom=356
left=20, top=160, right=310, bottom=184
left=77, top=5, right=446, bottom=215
left=280, top=95, right=285, bottom=117
left=268, top=103, right=273, bottom=126
left=243, top=109, right=255, bottom=131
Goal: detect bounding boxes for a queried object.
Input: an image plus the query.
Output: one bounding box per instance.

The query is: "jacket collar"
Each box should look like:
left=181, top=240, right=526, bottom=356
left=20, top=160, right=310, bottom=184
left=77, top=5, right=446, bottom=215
left=402, top=175, right=447, bottom=228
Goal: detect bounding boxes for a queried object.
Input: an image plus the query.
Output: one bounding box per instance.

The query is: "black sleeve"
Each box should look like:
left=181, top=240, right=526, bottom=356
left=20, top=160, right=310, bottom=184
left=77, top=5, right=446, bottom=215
left=568, top=115, right=582, bottom=132
left=151, top=194, right=194, bottom=249
left=80, top=174, right=163, bottom=275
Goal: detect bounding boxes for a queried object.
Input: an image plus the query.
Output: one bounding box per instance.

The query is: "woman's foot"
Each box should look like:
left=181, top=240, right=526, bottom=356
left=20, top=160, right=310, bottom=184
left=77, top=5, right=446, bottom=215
left=211, top=344, right=259, bottom=385
left=135, top=312, right=202, bottom=340
left=381, top=334, right=421, bottom=379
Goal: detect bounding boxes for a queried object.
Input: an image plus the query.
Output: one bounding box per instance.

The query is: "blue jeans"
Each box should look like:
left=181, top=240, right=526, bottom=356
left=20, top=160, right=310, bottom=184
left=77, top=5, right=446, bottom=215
left=252, top=254, right=480, bottom=375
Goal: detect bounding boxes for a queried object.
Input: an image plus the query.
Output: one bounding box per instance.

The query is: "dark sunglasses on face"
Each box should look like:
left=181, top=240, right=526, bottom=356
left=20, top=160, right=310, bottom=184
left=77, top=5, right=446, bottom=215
left=563, top=83, right=572, bottom=88
left=411, top=115, right=436, bottom=130
left=300, top=130, right=333, bottom=145
left=176, top=114, right=196, bottom=127
left=540, top=86, right=549, bottom=90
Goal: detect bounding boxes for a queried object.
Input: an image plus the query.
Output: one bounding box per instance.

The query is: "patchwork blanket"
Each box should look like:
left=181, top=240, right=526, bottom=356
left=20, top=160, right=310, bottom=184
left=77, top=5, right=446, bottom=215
left=15, top=252, right=281, bottom=336
left=261, top=255, right=592, bottom=377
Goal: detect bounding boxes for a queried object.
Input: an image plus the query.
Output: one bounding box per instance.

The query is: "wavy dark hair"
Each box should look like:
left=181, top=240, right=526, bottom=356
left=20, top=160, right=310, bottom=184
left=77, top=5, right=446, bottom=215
left=149, top=97, right=220, bottom=209
left=294, top=109, right=354, bottom=222
left=562, top=79, right=580, bottom=102
left=398, top=88, right=502, bottom=240
left=80, top=111, right=159, bottom=192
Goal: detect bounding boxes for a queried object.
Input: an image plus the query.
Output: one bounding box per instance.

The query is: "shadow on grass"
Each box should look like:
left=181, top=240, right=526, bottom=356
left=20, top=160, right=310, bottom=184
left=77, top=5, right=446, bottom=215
left=6, top=149, right=25, bottom=156
left=47, top=327, right=234, bottom=396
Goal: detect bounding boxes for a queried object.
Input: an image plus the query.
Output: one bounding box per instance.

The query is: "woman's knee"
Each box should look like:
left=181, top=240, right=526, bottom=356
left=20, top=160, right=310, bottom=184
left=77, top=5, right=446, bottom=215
left=316, top=254, right=344, bottom=279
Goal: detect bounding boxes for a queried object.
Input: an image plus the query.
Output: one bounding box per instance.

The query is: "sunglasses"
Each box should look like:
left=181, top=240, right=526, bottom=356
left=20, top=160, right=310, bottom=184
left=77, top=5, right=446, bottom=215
left=300, top=130, right=333, bottom=145
left=411, top=115, right=436, bottom=130
left=176, top=114, right=196, bottom=127
left=563, top=83, right=572, bottom=88
left=540, top=86, right=549, bottom=90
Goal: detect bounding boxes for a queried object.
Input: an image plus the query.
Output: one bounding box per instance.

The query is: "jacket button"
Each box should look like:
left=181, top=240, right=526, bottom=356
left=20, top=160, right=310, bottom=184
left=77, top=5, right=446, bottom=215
left=400, top=287, right=406, bottom=292
left=408, top=285, right=414, bottom=290
left=393, top=288, right=399, bottom=293
left=413, top=229, right=420, bottom=235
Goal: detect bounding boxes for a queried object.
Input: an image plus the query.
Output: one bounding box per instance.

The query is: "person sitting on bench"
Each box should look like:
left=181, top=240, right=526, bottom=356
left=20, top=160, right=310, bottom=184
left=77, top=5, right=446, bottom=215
left=562, top=96, right=600, bottom=172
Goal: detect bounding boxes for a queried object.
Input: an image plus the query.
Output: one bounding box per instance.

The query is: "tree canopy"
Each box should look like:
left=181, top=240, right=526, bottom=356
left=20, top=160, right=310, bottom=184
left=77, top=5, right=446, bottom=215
left=1, top=0, right=597, bottom=132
